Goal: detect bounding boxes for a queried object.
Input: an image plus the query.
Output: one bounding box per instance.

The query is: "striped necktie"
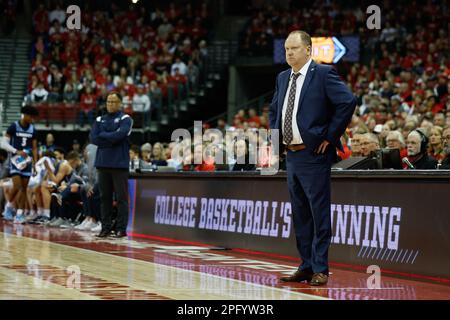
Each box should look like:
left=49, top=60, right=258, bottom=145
left=283, top=72, right=300, bottom=145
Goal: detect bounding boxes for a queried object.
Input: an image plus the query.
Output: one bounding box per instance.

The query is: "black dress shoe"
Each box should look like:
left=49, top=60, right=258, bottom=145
left=96, top=230, right=111, bottom=238
left=114, top=231, right=128, bottom=238
left=280, top=269, right=314, bottom=282
left=309, top=273, right=328, bottom=286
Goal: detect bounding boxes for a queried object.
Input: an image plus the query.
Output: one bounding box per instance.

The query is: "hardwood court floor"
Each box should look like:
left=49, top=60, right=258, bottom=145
left=0, top=220, right=449, bottom=300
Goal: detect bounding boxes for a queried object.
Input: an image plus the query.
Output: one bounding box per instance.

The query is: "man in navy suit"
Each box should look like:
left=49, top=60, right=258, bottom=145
left=269, top=31, right=356, bottom=286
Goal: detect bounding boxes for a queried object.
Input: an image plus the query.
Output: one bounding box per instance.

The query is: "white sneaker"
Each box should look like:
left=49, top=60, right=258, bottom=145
left=90, top=222, right=102, bottom=233
left=25, top=213, right=39, bottom=222
left=74, top=218, right=89, bottom=230
left=82, top=221, right=97, bottom=231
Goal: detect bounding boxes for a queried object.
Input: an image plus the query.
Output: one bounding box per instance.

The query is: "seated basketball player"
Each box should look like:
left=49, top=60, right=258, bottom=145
left=31, top=147, right=72, bottom=224
left=45, top=151, right=87, bottom=228
left=26, top=150, right=56, bottom=222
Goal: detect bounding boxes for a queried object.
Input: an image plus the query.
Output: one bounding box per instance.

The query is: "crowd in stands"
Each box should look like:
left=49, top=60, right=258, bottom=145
left=231, top=0, right=450, bottom=169
left=14, top=0, right=450, bottom=174
left=121, top=104, right=450, bottom=172
left=25, top=0, right=210, bottom=127
left=239, top=1, right=366, bottom=56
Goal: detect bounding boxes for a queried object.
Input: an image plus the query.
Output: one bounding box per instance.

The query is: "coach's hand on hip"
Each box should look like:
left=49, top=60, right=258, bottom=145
left=315, top=140, right=330, bottom=154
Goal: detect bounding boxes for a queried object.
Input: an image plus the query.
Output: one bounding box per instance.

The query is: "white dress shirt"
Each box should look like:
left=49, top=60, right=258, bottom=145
left=281, top=58, right=312, bottom=145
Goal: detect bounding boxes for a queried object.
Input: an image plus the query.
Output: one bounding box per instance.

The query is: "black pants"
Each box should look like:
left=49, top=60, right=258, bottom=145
left=50, top=187, right=82, bottom=220
left=80, top=184, right=101, bottom=221
left=98, top=168, right=129, bottom=233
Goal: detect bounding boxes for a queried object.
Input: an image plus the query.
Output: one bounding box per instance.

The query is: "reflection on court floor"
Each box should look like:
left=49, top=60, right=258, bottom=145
left=0, top=221, right=449, bottom=300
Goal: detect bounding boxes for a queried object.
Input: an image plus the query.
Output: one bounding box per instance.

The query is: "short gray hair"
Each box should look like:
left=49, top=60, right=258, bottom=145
left=288, top=30, right=312, bottom=48
left=387, top=130, right=405, bottom=147
left=364, top=133, right=380, bottom=146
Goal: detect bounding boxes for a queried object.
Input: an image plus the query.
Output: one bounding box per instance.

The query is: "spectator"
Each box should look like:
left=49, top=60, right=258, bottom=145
left=31, top=82, right=48, bottom=103
left=158, top=18, right=173, bottom=40
left=31, top=36, right=48, bottom=59
left=434, top=113, right=445, bottom=127
left=149, top=80, right=162, bottom=120
left=349, top=133, right=363, bottom=157
left=217, top=118, right=227, bottom=135
left=247, top=108, right=261, bottom=128
left=186, top=60, right=199, bottom=93
left=379, top=124, right=391, bottom=148
left=129, top=145, right=150, bottom=170
left=194, top=144, right=215, bottom=172
left=171, top=57, right=187, bottom=76
left=80, top=70, right=97, bottom=92
left=47, top=86, right=61, bottom=103
left=427, top=95, right=444, bottom=114
left=38, top=133, right=56, bottom=157
left=96, top=85, right=108, bottom=111
left=48, top=19, right=66, bottom=36
left=386, top=130, right=408, bottom=159
left=63, top=83, right=78, bottom=104
left=48, top=3, right=66, bottom=24
left=165, top=142, right=183, bottom=170
left=360, top=133, right=380, bottom=157
left=150, top=142, right=167, bottom=166
left=405, top=130, right=438, bottom=169
left=114, top=67, right=134, bottom=87
left=71, top=140, right=81, bottom=154
left=140, top=143, right=152, bottom=163
left=32, top=3, right=49, bottom=36
left=78, top=86, right=96, bottom=127
left=132, top=85, right=151, bottom=127
left=428, top=126, right=446, bottom=161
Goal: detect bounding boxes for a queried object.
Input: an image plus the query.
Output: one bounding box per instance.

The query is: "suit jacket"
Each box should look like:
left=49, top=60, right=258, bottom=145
left=269, top=60, right=356, bottom=153
left=440, top=155, right=450, bottom=169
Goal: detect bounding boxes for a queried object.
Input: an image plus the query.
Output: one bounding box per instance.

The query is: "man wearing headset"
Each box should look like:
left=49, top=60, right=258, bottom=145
left=405, top=129, right=438, bottom=169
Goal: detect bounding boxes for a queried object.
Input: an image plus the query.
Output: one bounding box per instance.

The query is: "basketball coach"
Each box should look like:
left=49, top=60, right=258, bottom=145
left=90, top=92, right=133, bottom=238
left=269, top=31, right=356, bottom=286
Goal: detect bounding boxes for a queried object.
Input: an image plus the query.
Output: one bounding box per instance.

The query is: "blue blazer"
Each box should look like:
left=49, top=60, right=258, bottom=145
left=269, top=60, right=356, bottom=152
left=90, top=111, right=133, bottom=170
